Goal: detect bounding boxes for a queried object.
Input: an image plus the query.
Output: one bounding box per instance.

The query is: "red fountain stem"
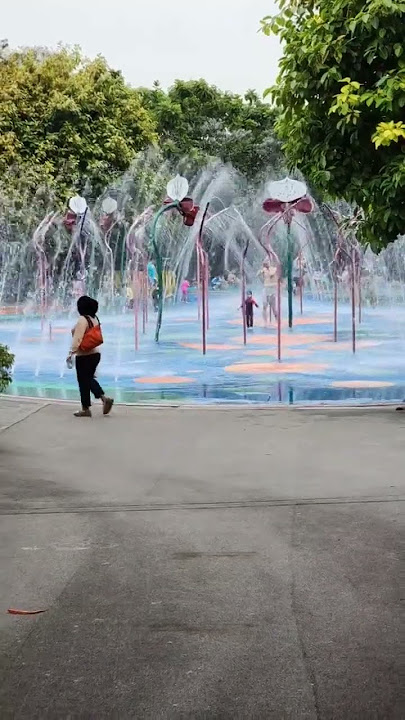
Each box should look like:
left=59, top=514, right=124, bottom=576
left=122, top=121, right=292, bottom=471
left=201, top=252, right=207, bottom=356
left=39, top=258, right=47, bottom=330
left=205, top=259, right=209, bottom=331
left=196, top=243, right=201, bottom=322
left=358, top=271, right=362, bottom=324
left=277, top=278, right=282, bottom=362
left=258, top=219, right=283, bottom=362
left=334, top=278, right=338, bottom=343
left=299, top=253, right=303, bottom=315
left=351, top=249, right=356, bottom=354
left=241, top=260, right=247, bottom=346
left=197, top=203, right=210, bottom=355
left=142, top=268, right=147, bottom=334
left=241, top=238, right=249, bottom=346
left=134, top=271, right=139, bottom=352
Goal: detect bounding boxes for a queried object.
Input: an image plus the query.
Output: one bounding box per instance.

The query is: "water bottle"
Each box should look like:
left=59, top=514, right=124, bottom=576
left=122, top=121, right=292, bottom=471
left=66, top=355, right=73, bottom=370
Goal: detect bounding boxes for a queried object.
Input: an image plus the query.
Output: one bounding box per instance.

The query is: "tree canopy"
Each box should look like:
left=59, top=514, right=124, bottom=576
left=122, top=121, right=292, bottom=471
left=0, top=47, right=282, bottom=208
left=0, top=45, right=157, bottom=200
left=261, top=0, right=405, bottom=248
left=139, top=79, right=283, bottom=179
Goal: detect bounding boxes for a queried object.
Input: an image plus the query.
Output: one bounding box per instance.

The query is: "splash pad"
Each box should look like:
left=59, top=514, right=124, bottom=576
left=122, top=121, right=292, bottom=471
left=1, top=160, right=405, bottom=406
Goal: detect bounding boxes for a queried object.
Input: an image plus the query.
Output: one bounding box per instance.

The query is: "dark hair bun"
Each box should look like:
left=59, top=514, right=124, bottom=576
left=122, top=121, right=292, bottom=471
left=77, top=295, right=99, bottom=317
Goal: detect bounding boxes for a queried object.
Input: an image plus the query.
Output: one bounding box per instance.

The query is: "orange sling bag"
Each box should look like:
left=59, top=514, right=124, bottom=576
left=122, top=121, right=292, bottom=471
left=79, top=316, right=103, bottom=352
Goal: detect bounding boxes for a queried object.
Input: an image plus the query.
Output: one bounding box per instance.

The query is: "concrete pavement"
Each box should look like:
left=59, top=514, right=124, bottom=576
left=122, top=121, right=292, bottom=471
left=0, top=397, right=403, bottom=719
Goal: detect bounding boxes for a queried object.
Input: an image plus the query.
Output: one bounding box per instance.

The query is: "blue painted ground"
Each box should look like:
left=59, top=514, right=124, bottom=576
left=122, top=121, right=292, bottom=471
left=2, top=292, right=405, bottom=405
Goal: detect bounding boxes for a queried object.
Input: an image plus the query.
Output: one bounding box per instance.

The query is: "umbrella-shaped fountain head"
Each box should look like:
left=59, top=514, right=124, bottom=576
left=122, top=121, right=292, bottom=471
left=263, top=178, right=313, bottom=220
left=100, top=197, right=118, bottom=232
left=64, top=196, right=88, bottom=233
left=163, top=176, right=199, bottom=226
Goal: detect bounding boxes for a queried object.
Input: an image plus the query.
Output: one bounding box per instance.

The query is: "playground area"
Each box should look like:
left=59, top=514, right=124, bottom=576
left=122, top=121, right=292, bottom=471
left=2, top=172, right=405, bottom=406
left=3, top=291, right=405, bottom=406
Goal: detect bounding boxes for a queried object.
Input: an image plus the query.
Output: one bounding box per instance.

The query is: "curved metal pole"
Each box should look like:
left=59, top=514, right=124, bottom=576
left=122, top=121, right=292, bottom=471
left=196, top=239, right=201, bottom=322
left=142, top=260, right=147, bottom=334
left=241, top=238, right=250, bottom=345
left=286, top=219, right=294, bottom=328
left=351, top=248, right=356, bottom=354
left=197, top=203, right=211, bottom=355
left=205, top=258, right=210, bottom=332
left=151, top=202, right=178, bottom=343
left=298, top=251, right=303, bottom=315
left=277, top=276, right=282, bottom=362
left=323, top=203, right=360, bottom=347
left=77, top=207, right=89, bottom=289
left=33, top=212, right=56, bottom=327
left=103, top=226, right=116, bottom=307
left=133, top=253, right=140, bottom=352
left=332, top=246, right=342, bottom=343
left=334, top=275, right=338, bottom=343
left=324, top=204, right=346, bottom=340
left=258, top=222, right=282, bottom=362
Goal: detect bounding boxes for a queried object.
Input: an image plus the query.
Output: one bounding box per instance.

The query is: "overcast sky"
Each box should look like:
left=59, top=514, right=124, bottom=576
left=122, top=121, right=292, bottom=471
left=3, top=0, right=281, bottom=95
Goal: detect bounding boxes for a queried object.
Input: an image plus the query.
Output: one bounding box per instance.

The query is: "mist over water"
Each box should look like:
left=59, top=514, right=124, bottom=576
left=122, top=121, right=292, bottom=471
left=1, top=155, right=405, bottom=405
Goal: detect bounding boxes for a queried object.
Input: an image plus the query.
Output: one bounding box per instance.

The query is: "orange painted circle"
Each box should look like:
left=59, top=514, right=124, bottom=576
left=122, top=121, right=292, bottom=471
left=331, top=380, right=394, bottom=389
left=246, top=349, right=311, bottom=357
left=291, top=316, right=332, bottom=326
left=227, top=316, right=332, bottom=328
left=232, top=333, right=329, bottom=346
left=180, top=343, right=239, bottom=351
left=227, top=318, right=274, bottom=328
left=225, top=362, right=328, bottom=375
left=312, top=340, right=381, bottom=351
left=171, top=318, right=197, bottom=323
left=134, top=376, right=196, bottom=385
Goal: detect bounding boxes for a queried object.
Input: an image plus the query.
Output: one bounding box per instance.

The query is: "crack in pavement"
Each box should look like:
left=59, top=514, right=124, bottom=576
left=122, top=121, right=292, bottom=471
left=1, top=495, right=402, bottom=516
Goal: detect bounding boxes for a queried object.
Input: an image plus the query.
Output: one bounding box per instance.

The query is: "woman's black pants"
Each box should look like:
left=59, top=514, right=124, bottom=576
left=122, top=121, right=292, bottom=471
left=75, top=353, right=104, bottom=409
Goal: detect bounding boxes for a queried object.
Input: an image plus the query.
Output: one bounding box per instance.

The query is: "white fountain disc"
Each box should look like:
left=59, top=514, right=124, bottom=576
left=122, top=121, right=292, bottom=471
left=68, top=196, right=88, bottom=215
left=102, top=197, right=118, bottom=214
left=166, top=175, right=189, bottom=202
left=266, top=178, right=307, bottom=203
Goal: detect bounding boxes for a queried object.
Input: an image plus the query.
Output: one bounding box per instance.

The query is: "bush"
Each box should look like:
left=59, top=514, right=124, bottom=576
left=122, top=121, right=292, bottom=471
left=0, top=344, right=14, bottom=392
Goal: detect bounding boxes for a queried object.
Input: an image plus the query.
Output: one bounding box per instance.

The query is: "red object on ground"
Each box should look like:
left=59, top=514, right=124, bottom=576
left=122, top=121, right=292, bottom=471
left=8, top=608, right=48, bottom=615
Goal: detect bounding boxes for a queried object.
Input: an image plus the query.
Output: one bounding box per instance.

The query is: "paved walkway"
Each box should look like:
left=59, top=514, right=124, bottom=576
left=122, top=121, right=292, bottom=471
left=0, top=398, right=403, bottom=719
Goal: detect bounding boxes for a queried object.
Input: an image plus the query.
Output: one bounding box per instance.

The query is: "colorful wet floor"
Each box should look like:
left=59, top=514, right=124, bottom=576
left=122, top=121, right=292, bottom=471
left=2, top=294, right=405, bottom=405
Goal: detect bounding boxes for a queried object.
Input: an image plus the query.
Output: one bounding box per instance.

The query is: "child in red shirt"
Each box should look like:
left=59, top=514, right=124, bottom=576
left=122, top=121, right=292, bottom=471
left=241, top=290, right=259, bottom=328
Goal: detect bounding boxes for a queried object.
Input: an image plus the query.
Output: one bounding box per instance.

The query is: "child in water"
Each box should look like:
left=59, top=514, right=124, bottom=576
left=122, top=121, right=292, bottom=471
left=180, top=279, right=190, bottom=302
left=151, top=284, right=159, bottom=312
left=241, top=290, right=259, bottom=328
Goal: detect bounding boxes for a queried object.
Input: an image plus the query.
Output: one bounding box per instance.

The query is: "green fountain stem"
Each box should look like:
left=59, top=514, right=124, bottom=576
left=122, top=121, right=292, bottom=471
left=151, top=202, right=178, bottom=343
left=287, top=220, right=293, bottom=329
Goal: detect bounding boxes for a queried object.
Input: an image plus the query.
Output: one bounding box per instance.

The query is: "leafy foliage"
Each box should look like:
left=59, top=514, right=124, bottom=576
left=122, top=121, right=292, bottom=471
left=261, top=0, right=405, bottom=248
left=0, top=45, right=157, bottom=200
left=0, top=344, right=14, bottom=392
left=139, top=80, right=283, bottom=179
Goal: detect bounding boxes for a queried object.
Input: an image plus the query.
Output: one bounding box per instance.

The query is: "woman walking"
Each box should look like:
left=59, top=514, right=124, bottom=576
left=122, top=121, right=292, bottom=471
left=67, top=296, right=114, bottom=417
